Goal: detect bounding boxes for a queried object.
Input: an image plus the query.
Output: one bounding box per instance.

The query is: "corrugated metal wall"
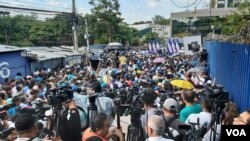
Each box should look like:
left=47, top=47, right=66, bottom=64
left=64, top=55, right=83, bottom=65
left=205, top=41, right=250, bottom=112
left=0, top=51, right=30, bottom=83
left=30, top=58, right=63, bottom=73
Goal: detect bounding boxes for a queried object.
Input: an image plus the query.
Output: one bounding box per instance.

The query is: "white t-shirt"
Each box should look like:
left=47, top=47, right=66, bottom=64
left=185, top=111, right=212, bottom=128
left=202, top=124, right=221, bottom=141
left=147, top=136, right=174, bottom=141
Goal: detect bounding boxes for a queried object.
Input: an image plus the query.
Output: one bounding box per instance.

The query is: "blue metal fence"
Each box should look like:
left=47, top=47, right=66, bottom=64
left=0, top=51, right=30, bottom=83
left=205, top=41, right=250, bottom=112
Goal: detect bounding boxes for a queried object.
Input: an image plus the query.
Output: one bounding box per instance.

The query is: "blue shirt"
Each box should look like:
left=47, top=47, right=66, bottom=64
left=8, top=106, right=17, bottom=117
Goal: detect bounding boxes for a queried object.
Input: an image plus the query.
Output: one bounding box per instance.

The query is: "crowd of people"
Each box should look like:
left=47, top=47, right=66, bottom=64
left=0, top=49, right=249, bottom=141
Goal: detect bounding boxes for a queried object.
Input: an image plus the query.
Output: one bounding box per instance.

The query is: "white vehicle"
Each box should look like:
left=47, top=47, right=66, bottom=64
left=88, top=44, right=107, bottom=60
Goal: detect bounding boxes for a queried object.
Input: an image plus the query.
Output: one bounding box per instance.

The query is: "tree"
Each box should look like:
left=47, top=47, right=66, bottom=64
left=133, top=21, right=152, bottom=25
left=88, top=0, right=123, bottom=43
left=211, top=0, right=250, bottom=36
left=113, top=22, right=140, bottom=46
left=143, top=32, right=158, bottom=43
left=29, top=14, right=72, bottom=46
left=152, top=15, right=170, bottom=25
left=0, top=15, right=38, bottom=46
left=172, top=20, right=188, bottom=37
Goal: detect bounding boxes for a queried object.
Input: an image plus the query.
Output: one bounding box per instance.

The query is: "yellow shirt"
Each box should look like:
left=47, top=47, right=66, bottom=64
left=119, top=56, right=127, bottom=65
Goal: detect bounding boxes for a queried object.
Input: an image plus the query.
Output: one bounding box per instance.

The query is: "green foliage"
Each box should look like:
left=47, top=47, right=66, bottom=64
left=143, top=32, right=158, bottom=43
left=88, top=0, right=123, bottom=43
left=0, top=0, right=141, bottom=47
left=133, top=21, right=152, bottom=25
left=214, top=0, right=250, bottom=36
left=0, top=15, right=37, bottom=46
left=152, top=15, right=170, bottom=25
left=112, top=23, right=140, bottom=46
left=29, top=14, right=72, bottom=46
left=0, top=14, right=73, bottom=47
left=172, top=20, right=188, bottom=37
left=175, top=32, right=192, bottom=38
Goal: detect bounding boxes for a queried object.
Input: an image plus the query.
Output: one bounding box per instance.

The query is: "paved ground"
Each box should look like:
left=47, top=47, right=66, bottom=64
left=112, top=115, right=131, bottom=135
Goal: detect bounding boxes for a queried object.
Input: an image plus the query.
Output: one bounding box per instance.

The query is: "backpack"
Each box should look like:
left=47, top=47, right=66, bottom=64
left=163, top=117, right=182, bottom=141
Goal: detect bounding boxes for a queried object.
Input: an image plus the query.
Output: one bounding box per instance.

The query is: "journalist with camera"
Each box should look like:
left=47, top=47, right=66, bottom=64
left=140, top=89, right=157, bottom=138
left=74, top=80, right=114, bottom=125
left=48, top=87, right=85, bottom=141
left=162, top=98, right=186, bottom=141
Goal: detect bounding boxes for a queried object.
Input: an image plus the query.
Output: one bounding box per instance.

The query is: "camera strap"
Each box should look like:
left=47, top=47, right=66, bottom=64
left=163, top=116, right=176, bottom=139
left=27, top=136, right=37, bottom=141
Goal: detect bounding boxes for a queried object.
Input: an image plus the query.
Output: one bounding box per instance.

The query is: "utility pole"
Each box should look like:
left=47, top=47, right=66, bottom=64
left=72, top=0, right=78, bottom=51
left=0, top=11, right=10, bottom=44
left=84, top=16, right=89, bottom=63
left=209, top=0, right=212, bottom=17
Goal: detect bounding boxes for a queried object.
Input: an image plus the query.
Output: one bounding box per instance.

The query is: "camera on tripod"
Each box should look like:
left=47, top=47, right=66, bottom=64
left=47, top=85, right=74, bottom=107
left=200, top=84, right=229, bottom=110
left=178, top=119, right=209, bottom=141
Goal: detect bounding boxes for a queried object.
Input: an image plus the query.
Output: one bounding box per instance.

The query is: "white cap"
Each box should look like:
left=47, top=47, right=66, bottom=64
left=45, top=109, right=53, bottom=117
left=207, top=80, right=212, bottom=84
left=163, top=98, right=179, bottom=112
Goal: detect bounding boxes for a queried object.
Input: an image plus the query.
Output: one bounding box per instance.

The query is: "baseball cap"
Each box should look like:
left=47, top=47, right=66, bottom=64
left=163, top=98, right=179, bottom=112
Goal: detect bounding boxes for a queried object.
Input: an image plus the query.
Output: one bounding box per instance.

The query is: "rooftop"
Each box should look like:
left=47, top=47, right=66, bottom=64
left=0, top=45, right=84, bottom=61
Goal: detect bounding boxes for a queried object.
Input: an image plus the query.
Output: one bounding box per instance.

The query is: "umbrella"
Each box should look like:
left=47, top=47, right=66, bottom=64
left=106, top=42, right=124, bottom=50
left=153, top=57, right=165, bottom=63
left=170, top=80, right=194, bottom=90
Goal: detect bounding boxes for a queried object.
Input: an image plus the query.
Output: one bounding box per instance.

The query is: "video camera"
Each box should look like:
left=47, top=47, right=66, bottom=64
left=0, top=127, right=15, bottom=140
left=130, top=94, right=144, bottom=122
left=47, top=85, right=74, bottom=107
left=200, top=84, right=229, bottom=104
left=31, top=100, right=51, bottom=119
left=178, top=118, right=209, bottom=141
left=188, top=41, right=200, bottom=52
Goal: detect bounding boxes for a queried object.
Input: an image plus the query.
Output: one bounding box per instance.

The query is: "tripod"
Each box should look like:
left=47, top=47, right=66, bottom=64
left=126, top=110, right=145, bottom=141
left=209, top=104, right=223, bottom=141
left=87, top=96, right=98, bottom=127
left=48, top=100, right=66, bottom=138
left=126, top=122, right=144, bottom=141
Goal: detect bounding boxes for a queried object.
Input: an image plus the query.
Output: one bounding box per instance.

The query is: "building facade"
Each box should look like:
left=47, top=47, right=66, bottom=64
left=129, top=23, right=171, bottom=38
left=215, top=0, right=243, bottom=8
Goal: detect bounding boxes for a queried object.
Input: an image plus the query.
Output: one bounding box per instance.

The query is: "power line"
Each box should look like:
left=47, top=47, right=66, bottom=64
left=14, top=0, right=72, bottom=10
left=169, top=0, right=200, bottom=8
left=0, top=1, right=70, bottom=12
left=0, top=4, right=71, bottom=15
left=0, top=7, right=63, bottom=17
